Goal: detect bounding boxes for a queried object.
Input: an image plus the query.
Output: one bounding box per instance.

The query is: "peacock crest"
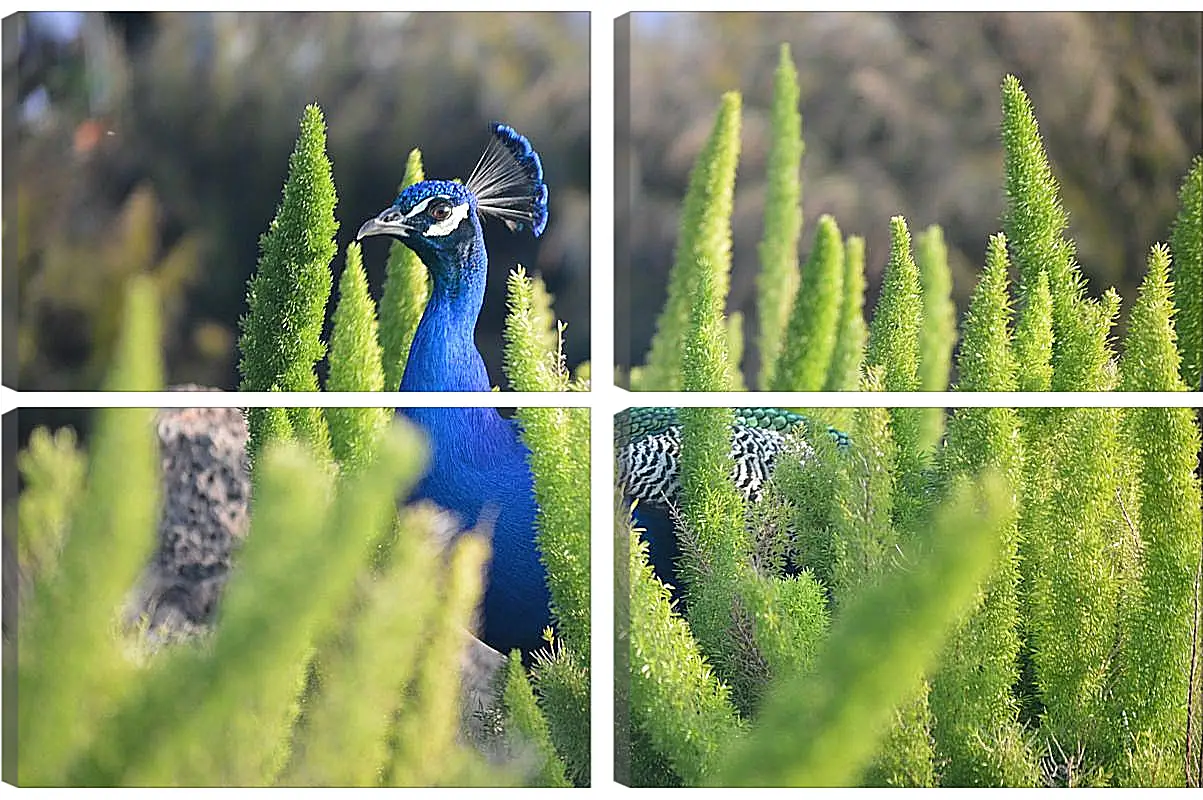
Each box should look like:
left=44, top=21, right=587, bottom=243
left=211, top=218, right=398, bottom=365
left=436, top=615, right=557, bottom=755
left=357, top=123, right=548, bottom=243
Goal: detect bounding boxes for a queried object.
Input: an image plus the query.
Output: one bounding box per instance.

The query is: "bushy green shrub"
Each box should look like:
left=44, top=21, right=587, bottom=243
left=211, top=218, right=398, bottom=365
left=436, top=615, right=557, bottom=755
left=630, top=55, right=1202, bottom=397
left=620, top=54, right=1202, bottom=788
left=620, top=391, right=1201, bottom=786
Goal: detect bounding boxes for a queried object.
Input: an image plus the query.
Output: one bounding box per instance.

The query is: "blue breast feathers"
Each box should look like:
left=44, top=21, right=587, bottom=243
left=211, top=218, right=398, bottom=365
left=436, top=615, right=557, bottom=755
left=400, top=406, right=549, bottom=654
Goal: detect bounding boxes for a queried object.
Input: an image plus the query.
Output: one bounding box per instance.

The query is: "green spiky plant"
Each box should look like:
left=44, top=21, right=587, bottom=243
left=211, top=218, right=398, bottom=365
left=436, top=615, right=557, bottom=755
left=619, top=66, right=1201, bottom=785
left=325, top=241, right=388, bottom=472
left=620, top=230, right=1201, bottom=789
left=822, top=233, right=868, bottom=417
left=756, top=43, right=804, bottom=391
left=620, top=498, right=745, bottom=786
left=771, top=214, right=844, bottom=392
left=238, top=103, right=336, bottom=464
left=632, top=91, right=741, bottom=391
left=630, top=54, right=1202, bottom=400
left=621, top=389, right=1200, bottom=785
left=864, top=216, right=926, bottom=539
left=916, top=224, right=956, bottom=452
left=502, top=267, right=592, bottom=785
left=930, top=233, right=1039, bottom=786
left=1113, top=244, right=1200, bottom=785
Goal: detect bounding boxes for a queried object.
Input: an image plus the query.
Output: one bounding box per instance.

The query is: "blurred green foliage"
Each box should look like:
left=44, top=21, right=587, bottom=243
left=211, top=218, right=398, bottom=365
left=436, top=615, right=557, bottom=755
left=7, top=276, right=590, bottom=787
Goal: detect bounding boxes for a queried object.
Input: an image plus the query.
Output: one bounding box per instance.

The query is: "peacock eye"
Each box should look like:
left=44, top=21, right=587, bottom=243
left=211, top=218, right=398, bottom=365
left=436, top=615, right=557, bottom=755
left=429, top=200, right=453, bottom=222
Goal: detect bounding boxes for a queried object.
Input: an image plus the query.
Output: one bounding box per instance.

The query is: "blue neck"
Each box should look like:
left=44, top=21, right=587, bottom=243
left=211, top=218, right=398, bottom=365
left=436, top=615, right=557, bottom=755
left=393, top=217, right=550, bottom=653
left=398, top=216, right=514, bottom=477
left=400, top=224, right=490, bottom=392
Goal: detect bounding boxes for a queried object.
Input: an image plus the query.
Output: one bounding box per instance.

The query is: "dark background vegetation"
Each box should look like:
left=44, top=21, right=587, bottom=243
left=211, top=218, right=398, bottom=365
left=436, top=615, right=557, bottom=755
left=619, top=11, right=1203, bottom=380
left=4, top=11, right=590, bottom=403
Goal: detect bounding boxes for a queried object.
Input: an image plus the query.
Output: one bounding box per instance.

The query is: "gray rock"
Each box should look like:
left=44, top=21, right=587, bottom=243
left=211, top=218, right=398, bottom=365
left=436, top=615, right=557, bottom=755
left=127, top=399, right=250, bottom=639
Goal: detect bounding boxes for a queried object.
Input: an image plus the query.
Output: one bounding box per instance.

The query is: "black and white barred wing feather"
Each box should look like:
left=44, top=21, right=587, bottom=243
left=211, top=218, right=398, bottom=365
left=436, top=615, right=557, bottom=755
left=617, top=425, right=808, bottom=509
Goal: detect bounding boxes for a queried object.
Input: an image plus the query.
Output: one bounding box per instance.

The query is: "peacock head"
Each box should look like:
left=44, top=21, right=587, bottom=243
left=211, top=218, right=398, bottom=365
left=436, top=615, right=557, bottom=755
left=356, top=123, right=548, bottom=273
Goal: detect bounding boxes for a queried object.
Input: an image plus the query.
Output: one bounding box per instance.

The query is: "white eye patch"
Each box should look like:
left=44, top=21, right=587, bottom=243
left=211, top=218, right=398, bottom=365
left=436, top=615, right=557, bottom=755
left=421, top=201, right=471, bottom=237
left=403, top=195, right=441, bottom=219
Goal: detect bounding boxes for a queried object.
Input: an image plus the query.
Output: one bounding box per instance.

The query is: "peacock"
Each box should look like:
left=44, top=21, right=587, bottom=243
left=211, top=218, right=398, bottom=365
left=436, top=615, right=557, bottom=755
left=616, top=407, right=850, bottom=589
left=356, top=123, right=551, bottom=655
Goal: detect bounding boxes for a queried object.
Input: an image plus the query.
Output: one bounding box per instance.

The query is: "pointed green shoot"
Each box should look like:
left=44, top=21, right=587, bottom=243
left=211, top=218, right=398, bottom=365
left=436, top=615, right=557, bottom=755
left=504, top=266, right=570, bottom=392
left=238, top=103, right=337, bottom=459
left=756, top=43, right=804, bottom=390
left=1169, top=155, right=1202, bottom=390
left=916, top=224, right=955, bottom=452
left=642, top=92, right=742, bottom=390
left=999, top=74, right=1079, bottom=308
left=865, top=216, right=924, bottom=532
left=379, top=148, right=430, bottom=391
left=824, top=234, right=868, bottom=392
left=955, top=233, right=1018, bottom=393
left=771, top=214, right=844, bottom=392
left=1121, top=245, right=1188, bottom=393
left=326, top=241, right=389, bottom=472
left=866, top=216, right=922, bottom=393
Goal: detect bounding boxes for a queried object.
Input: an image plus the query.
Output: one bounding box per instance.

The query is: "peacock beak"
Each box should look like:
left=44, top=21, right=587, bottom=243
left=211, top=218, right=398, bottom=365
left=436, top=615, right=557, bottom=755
left=356, top=207, right=413, bottom=241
